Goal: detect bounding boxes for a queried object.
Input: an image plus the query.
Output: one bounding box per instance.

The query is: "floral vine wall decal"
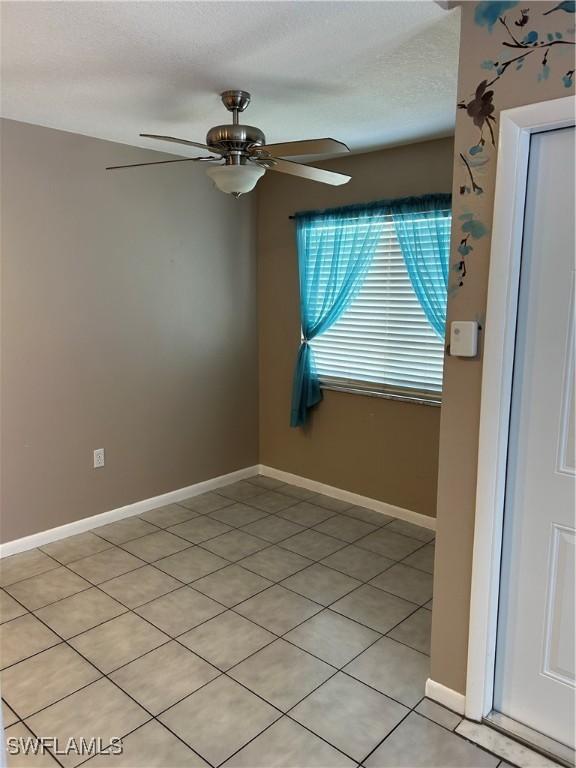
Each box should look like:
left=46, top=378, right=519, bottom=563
left=453, top=213, right=489, bottom=289
left=451, top=0, right=575, bottom=290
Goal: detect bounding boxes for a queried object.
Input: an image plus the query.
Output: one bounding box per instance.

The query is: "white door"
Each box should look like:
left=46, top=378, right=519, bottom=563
left=494, top=126, right=576, bottom=750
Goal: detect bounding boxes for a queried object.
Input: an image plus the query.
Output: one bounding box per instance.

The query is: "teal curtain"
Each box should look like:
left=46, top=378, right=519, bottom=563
left=290, top=193, right=451, bottom=428
left=390, top=195, right=451, bottom=338
left=290, top=207, right=387, bottom=427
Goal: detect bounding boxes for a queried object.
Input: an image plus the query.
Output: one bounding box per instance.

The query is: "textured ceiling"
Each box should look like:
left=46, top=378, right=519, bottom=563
left=0, top=1, right=460, bottom=157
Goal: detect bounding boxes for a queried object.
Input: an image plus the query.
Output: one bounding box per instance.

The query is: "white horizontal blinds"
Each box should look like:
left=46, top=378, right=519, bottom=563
left=309, top=212, right=449, bottom=395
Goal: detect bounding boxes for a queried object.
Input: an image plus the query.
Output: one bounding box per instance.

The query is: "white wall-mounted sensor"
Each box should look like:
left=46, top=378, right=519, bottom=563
left=450, top=321, right=478, bottom=357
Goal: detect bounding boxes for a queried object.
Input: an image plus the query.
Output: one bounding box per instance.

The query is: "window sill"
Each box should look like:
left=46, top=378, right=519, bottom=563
left=319, top=380, right=442, bottom=407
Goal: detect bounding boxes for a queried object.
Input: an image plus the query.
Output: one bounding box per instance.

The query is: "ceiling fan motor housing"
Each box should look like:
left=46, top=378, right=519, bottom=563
left=206, top=124, right=266, bottom=159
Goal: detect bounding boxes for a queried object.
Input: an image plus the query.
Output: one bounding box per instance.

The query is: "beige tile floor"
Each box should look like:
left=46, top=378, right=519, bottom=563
left=0, top=476, right=513, bottom=767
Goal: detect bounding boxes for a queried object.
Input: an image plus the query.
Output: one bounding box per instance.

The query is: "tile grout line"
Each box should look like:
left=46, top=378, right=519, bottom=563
left=1, top=543, right=430, bottom=708
left=1, top=492, right=431, bottom=591
left=1, top=520, right=431, bottom=669
left=1, top=479, right=438, bottom=766
left=2, top=534, right=426, bottom=721
left=5, top=587, right=216, bottom=768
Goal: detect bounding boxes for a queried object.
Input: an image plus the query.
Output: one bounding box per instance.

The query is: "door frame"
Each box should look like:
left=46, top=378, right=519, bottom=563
left=466, top=95, right=576, bottom=722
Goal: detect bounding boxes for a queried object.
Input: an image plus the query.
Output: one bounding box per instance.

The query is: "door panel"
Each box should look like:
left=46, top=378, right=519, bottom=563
left=557, top=291, right=576, bottom=477
left=542, top=524, right=575, bottom=687
left=494, top=126, right=575, bottom=749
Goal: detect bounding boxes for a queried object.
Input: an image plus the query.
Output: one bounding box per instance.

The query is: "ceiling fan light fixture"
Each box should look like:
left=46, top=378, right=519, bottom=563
left=206, top=163, right=265, bottom=197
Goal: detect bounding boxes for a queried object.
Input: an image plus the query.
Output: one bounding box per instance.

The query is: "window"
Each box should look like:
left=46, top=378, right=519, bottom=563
left=308, top=212, right=450, bottom=403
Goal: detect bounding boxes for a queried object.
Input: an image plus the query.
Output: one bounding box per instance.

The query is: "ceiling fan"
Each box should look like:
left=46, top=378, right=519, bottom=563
left=107, top=90, right=352, bottom=197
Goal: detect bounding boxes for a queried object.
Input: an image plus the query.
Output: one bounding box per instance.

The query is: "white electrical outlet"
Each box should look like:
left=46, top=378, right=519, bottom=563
left=93, top=448, right=105, bottom=469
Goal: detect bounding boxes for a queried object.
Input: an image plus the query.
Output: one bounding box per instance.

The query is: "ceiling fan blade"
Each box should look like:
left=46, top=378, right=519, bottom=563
left=140, top=133, right=223, bottom=155
left=106, top=156, right=218, bottom=170
left=264, top=157, right=351, bottom=186
left=254, top=138, right=350, bottom=158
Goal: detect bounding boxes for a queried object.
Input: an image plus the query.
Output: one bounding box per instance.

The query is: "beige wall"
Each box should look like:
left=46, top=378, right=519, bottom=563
left=1, top=119, right=258, bottom=543
left=257, top=138, right=454, bottom=517
left=431, top=2, right=575, bottom=694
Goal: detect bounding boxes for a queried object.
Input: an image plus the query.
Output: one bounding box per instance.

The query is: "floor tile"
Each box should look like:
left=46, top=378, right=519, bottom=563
left=278, top=485, right=318, bottom=501
left=235, top=584, right=321, bottom=634
left=110, top=640, right=219, bottom=715
left=291, top=672, right=408, bottom=762
left=370, top=563, right=433, bottom=605
left=210, top=502, right=269, bottom=527
left=331, top=584, right=416, bottom=633
left=424, top=598, right=433, bottom=610
left=224, top=715, right=355, bottom=768
left=239, top=546, right=312, bottom=581
left=192, top=565, right=272, bottom=607
left=135, top=586, right=224, bottom=635
left=168, top=517, right=231, bottom=544
left=321, top=545, right=394, bottom=582
left=314, top=515, right=377, bottom=543
left=0, top=591, right=26, bottom=624
left=160, top=675, right=279, bottom=766
left=0, top=550, right=59, bottom=588
left=278, top=502, right=336, bottom=527
left=356, top=529, right=424, bottom=561
left=68, top=547, right=144, bottom=584
left=179, top=611, right=275, bottom=671
left=343, top=505, right=394, bottom=526
left=2, top=644, right=100, bottom=718
left=247, top=475, right=286, bottom=490
left=229, top=639, right=334, bottom=711
left=178, top=492, right=234, bottom=514
left=415, top=699, right=462, bottom=731
left=344, top=636, right=429, bottom=707
left=241, top=515, right=305, bottom=544
left=280, top=529, right=345, bottom=560
left=120, top=530, right=191, bottom=562
left=26, top=678, right=150, bottom=768
left=5, top=722, right=60, bottom=766
left=365, top=712, right=498, bottom=767
left=3, top=699, right=19, bottom=727
left=217, top=480, right=267, bottom=502
left=281, top=563, right=360, bottom=606
left=34, top=586, right=127, bottom=639
left=154, top=546, right=228, bottom=582
left=0, top=614, right=60, bottom=669
left=139, top=504, right=199, bottom=528
left=385, top=519, right=435, bottom=543
left=387, top=607, right=432, bottom=654
left=403, top=542, right=435, bottom=574
left=5, top=567, right=90, bottom=611
left=98, top=564, right=181, bottom=608
left=40, top=533, right=111, bottom=564
left=95, top=517, right=159, bottom=545
left=312, top=494, right=354, bottom=513
left=201, top=530, right=268, bottom=561
left=69, top=612, right=168, bottom=673
left=284, top=609, right=380, bottom=668
left=83, top=720, right=210, bottom=767
left=246, top=492, right=298, bottom=514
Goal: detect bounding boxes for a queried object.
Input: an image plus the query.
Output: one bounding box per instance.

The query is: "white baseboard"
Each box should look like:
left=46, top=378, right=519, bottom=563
left=425, top=678, right=466, bottom=715
left=1, top=463, right=435, bottom=558
left=0, top=465, right=259, bottom=559
left=258, top=464, right=436, bottom=530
